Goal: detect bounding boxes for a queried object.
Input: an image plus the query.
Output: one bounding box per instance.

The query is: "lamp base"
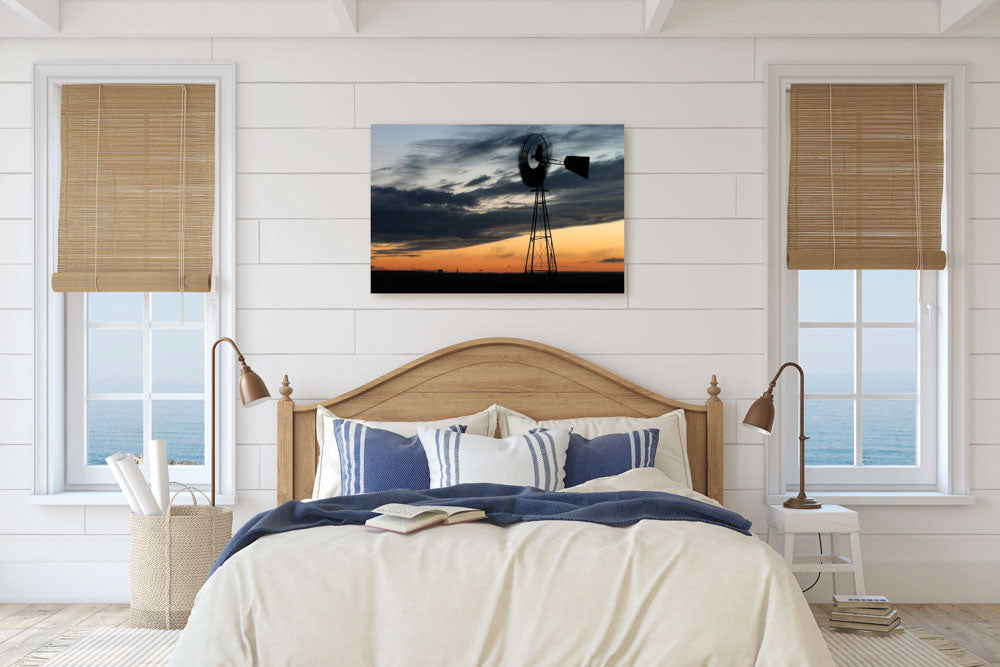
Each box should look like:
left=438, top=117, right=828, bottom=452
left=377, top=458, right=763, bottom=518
left=783, top=496, right=822, bottom=510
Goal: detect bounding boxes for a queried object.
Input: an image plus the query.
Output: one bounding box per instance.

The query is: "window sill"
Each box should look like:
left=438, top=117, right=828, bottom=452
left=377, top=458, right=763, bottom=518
left=766, top=492, right=975, bottom=506
left=26, top=492, right=239, bottom=507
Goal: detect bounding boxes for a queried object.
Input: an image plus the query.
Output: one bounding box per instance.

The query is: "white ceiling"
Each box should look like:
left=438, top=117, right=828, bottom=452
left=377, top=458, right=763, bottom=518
left=2, top=0, right=1000, bottom=37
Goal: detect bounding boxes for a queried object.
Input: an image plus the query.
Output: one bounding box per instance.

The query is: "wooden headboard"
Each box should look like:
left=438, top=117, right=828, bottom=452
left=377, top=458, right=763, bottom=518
left=276, top=338, right=723, bottom=504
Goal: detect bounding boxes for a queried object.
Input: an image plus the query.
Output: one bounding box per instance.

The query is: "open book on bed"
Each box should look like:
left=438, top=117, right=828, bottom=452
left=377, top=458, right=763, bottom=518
left=365, top=503, right=486, bottom=534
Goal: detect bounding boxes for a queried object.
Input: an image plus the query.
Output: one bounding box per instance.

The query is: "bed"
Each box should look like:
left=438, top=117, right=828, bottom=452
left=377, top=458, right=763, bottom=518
left=171, top=338, right=833, bottom=665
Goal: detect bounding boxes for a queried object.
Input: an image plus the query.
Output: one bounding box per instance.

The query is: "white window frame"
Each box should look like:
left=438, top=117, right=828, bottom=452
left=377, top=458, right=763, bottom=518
left=764, top=63, right=970, bottom=502
left=65, top=292, right=211, bottom=487
left=788, top=269, right=936, bottom=487
left=31, top=63, right=237, bottom=503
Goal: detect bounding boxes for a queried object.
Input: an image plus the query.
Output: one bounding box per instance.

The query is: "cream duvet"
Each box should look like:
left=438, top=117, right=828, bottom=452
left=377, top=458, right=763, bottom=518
left=171, top=469, right=833, bottom=666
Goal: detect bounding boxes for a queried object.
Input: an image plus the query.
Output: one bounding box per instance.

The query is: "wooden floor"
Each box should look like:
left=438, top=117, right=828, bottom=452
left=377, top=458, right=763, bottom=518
left=812, top=603, right=1000, bottom=666
left=0, top=603, right=129, bottom=666
left=0, top=603, right=996, bottom=665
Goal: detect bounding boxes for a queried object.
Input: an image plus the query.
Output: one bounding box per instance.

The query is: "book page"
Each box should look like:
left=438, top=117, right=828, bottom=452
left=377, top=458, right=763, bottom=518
left=372, top=503, right=443, bottom=519
left=415, top=505, right=481, bottom=517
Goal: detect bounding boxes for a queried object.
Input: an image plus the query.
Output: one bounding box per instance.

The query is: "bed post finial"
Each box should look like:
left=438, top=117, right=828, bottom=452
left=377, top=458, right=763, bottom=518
left=706, top=373, right=723, bottom=504
left=277, top=374, right=294, bottom=504
left=707, top=374, right=721, bottom=402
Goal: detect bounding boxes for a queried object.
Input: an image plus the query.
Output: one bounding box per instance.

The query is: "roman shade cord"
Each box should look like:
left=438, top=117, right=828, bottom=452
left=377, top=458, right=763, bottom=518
left=51, top=83, right=215, bottom=293
left=915, top=84, right=926, bottom=310
left=827, top=84, right=836, bottom=270
left=178, top=84, right=187, bottom=295
left=92, top=84, right=101, bottom=291
left=912, top=84, right=924, bottom=273
left=786, top=83, right=946, bottom=271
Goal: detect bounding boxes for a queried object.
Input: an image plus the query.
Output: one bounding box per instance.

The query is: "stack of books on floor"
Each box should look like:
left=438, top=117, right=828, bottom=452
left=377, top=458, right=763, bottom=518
left=829, top=595, right=901, bottom=634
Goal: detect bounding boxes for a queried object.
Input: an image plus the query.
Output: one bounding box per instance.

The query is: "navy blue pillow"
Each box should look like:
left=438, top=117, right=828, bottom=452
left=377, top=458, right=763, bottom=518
left=333, top=419, right=465, bottom=495
left=561, top=428, right=660, bottom=487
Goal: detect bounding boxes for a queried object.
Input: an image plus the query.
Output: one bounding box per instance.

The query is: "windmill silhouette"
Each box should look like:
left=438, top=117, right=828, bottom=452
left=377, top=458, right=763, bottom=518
left=518, top=134, right=590, bottom=279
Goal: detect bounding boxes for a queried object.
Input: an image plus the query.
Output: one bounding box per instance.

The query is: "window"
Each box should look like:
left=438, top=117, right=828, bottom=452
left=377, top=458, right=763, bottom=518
left=791, top=269, right=937, bottom=486
left=65, top=292, right=211, bottom=487
left=32, top=64, right=236, bottom=500
left=765, top=64, right=969, bottom=499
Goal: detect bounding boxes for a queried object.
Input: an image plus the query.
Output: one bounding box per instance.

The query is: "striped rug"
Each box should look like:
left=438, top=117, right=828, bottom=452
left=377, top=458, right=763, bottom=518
left=12, top=624, right=987, bottom=666
left=822, top=626, right=986, bottom=667
left=12, top=627, right=180, bottom=667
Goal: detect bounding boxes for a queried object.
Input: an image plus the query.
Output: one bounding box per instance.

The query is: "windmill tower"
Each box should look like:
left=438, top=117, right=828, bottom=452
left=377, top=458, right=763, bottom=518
left=518, top=134, right=590, bottom=279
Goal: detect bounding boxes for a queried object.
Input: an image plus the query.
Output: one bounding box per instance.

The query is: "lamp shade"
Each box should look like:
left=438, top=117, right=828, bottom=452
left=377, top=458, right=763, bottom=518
left=238, top=364, right=271, bottom=407
left=742, top=392, right=775, bottom=435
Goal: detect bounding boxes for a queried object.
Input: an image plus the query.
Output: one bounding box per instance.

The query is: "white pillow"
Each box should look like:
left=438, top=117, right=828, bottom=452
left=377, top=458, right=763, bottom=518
left=418, top=427, right=571, bottom=491
left=313, top=404, right=498, bottom=499
left=563, top=468, right=721, bottom=508
left=498, top=406, right=692, bottom=489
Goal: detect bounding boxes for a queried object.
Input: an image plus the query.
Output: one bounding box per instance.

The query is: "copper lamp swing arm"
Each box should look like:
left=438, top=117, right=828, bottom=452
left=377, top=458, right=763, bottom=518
left=768, top=361, right=808, bottom=447
left=210, top=337, right=246, bottom=508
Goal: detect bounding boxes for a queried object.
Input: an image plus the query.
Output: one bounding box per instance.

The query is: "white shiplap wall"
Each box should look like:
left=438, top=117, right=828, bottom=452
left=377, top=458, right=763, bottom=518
left=0, top=35, right=998, bottom=603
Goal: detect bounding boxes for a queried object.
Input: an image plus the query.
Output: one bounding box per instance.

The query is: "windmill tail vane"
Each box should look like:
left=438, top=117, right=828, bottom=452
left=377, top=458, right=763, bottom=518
left=517, top=133, right=590, bottom=280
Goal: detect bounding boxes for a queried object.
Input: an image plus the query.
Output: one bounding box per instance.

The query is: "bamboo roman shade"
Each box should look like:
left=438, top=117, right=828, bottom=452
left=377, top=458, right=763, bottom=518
left=52, top=84, right=216, bottom=292
left=787, top=83, right=946, bottom=270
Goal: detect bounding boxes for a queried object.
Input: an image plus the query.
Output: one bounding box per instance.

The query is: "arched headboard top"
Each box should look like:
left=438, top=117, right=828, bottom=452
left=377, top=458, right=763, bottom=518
left=277, top=338, right=723, bottom=504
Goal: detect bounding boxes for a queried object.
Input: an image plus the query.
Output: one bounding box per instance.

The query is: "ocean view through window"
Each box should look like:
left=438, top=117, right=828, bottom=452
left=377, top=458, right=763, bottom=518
left=86, top=292, right=207, bottom=466
left=798, top=270, right=920, bottom=467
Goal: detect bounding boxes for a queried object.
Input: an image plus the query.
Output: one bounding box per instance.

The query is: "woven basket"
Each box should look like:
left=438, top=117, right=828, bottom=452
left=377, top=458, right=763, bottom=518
left=129, top=486, right=232, bottom=629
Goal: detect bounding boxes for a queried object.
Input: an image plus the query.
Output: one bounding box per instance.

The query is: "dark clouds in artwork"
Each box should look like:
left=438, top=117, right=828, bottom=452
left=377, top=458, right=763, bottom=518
left=371, top=124, right=624, bottom=254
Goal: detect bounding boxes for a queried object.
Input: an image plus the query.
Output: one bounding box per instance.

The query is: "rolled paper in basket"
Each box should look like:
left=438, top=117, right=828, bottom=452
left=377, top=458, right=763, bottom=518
left=117, top=454, right=162, bottom=516
left=106, top=454, right=142, bottom=514
left=149, top=440, right=170, bottom=516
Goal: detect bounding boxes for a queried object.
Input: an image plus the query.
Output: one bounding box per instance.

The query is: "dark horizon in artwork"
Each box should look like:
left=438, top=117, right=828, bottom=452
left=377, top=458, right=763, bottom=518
left=371, top=124, right=625, bottom=293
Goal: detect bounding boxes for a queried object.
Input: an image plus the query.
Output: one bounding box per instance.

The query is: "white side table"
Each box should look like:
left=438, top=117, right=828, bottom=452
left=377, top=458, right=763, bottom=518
left=766, top=504, right=865, bottom=595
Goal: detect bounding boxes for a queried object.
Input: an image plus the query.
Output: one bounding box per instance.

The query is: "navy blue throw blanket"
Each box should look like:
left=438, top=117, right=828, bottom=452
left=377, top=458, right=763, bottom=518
left=211, top=483, right=751, bottom=576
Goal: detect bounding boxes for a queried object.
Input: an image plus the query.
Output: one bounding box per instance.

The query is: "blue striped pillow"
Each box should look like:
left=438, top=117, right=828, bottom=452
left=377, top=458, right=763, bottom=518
left=333, top=419, right=465, bottom=496
left=561, top=428, right=660, bottom=487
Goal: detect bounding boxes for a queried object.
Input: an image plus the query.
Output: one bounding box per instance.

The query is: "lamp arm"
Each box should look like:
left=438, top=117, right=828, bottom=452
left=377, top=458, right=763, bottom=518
left=767, top=360, right=803, bottom=389
left=211, top=336, right=245, bottom=364
left=209, top=336, right=244, bottom=508
left=768, top=360, right=807, bottom=442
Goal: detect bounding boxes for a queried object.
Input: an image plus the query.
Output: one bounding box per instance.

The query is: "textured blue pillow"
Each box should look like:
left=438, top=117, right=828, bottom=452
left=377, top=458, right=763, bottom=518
left=333, top=419, right=465, bottom=496
left=562, top=428, right=660, bottom=487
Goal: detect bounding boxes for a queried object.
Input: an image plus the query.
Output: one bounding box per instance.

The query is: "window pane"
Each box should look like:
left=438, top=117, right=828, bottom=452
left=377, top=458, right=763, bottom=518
left=152, top=330, right=204, bottom=392
left=183, top=293, right=204, bottom=323
left=799, top=328, right=854, bottom=393
left=88, top=329, right=142, bottom=393
left=862, top=329, right=916, bottom=393
left=87, top=293, right=142, bottom=323
left=862, top=399, right=916, bottom=465
left=152, top=400, right=205, bottom=465
left=799, top=271, right=854, bottom=322
left=804, top=399, right=854, bottom=465
left=87, top=399, right=142, bottom=464
left=153, top=292, right=206, bottom=323
left=152, top=293, right=182, bottom=322
left=862, top=271, right=916, bottom=323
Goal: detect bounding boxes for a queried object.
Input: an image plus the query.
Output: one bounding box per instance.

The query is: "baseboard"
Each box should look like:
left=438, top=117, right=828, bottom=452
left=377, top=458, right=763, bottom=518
left=0, top=562, right=129, bottom=603
left=803, top=561, right=1000, bottom=603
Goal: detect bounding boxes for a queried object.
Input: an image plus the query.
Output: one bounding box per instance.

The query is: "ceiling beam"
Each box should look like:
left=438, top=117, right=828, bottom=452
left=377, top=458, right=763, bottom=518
left=644, top=0, right=676, bottom=34
left=940, top=0, right=1000, bottom=32
left=330, top=0, right=358, bottom=32
left=1, top=0, right=59, bottom=32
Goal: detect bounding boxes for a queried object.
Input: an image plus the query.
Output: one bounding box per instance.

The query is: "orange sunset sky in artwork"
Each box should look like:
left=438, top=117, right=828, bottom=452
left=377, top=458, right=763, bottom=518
left=372, top=219, right=625, bottom=273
